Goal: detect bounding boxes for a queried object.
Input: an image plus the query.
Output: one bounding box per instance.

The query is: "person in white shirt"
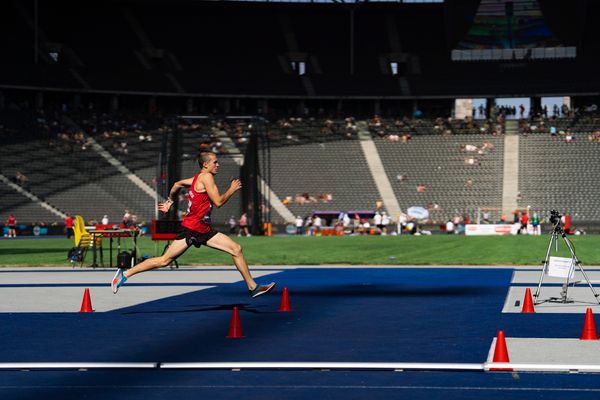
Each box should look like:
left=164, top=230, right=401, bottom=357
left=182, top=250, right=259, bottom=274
left=313, top=215, right=322, bottom=235
left=398, top=213, right=408, bottom=234
left=101, top=215, right=109, bottom=225
left=381, top=212, right=390, bottom=235
left=295, top=216, right=304, bottom=235
left=342, top=213, right=350, bottom=229
left=446, top=220, right=455, bottom=234
left=373, top=212, right=382, bottom=234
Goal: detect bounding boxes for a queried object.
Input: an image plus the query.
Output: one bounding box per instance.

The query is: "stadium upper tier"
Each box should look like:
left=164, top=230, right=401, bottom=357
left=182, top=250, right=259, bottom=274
left=0, top=1, right=597, bottom=97
left=2, top=111, right=600, bottom=226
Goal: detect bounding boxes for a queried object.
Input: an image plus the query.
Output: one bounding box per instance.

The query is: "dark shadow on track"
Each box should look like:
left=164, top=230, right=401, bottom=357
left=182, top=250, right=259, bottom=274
left=121, top=304, right=271, bottom=315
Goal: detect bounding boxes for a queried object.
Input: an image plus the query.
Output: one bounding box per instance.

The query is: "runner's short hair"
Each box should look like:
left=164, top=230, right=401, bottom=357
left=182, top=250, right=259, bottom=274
left=197, top=151, right=216, bottom=167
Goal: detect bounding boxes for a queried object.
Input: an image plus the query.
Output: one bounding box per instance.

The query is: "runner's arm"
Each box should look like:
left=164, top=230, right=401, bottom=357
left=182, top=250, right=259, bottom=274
left=200, top=174, right=241, bottom=208
left=159, top=177, right=195, bottom=212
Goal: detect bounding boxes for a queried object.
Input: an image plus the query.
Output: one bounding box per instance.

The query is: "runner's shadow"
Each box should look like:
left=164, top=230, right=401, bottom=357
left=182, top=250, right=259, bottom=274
left=121, top=303, right=271, bottom=315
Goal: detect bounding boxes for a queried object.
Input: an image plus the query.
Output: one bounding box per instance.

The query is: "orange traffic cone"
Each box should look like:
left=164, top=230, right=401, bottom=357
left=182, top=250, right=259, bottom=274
left=491, top=330, right=511, bottom=371
left=226, top=306, right=245, bottom=338
left=278, top=287, right=292, bottom=312
left=580, top=308, right=598, bottom=340
left=79, top=288, right=94, bottom=313
left=521, top=288, right=535, bottom=313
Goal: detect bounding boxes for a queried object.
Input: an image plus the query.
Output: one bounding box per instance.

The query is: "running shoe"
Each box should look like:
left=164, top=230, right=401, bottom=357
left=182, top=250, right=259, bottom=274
left=249, top=282, right=276, bottom=298
left=111, top=268, right=127, bottom=294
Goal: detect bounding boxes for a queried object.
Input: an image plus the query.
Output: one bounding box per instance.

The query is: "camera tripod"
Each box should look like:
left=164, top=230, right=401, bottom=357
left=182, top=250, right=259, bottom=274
left=534, top=222, right=600, bottom=305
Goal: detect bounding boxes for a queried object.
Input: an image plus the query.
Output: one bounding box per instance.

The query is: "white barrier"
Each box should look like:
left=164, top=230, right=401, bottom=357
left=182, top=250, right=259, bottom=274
left=465, top=224, right=519, bottom=236
left=1, top=361, right=599, bottom=373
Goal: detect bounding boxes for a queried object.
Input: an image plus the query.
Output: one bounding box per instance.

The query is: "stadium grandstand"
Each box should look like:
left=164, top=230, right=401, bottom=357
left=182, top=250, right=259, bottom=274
left=1, top=0, right=599, bottom=235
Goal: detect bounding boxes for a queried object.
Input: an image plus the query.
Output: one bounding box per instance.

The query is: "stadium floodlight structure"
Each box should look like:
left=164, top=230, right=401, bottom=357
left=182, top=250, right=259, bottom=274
left=534, top=210, right=600, bottom=305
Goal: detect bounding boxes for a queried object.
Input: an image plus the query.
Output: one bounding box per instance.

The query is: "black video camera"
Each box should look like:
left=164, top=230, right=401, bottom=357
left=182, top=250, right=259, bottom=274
left=549, top=209, right=562, bottom=225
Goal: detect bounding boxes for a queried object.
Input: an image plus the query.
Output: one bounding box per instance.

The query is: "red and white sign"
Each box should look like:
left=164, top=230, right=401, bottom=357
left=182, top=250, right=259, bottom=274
left=465, top=224, right=519, bottom=236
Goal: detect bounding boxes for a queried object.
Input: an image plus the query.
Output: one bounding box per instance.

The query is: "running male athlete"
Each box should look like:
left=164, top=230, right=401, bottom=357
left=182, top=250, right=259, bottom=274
left=111, top=151, right=276, bottom=298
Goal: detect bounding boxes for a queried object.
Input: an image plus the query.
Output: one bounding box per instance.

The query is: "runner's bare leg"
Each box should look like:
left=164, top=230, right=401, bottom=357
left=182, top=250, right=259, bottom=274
left=124, top=239, right=190, bottom=279
left=206, top=232, right=256, bottom=290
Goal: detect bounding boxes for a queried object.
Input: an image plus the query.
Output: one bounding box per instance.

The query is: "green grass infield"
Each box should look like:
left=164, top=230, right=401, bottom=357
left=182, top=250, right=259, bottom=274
left=0, top=235, right=597, bottom=267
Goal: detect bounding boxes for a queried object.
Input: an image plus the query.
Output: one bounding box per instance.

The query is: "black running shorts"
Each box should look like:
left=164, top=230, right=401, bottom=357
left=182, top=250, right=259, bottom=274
left=176, top=227, right=218, bottom=248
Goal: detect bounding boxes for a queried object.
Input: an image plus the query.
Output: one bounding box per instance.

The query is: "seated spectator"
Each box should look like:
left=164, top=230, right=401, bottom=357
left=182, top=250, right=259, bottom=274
left=564, top=129, right=575, bottom=143
left=397, top=174, right=408, bottom=182
left=14, top=171, right=28, bottom=187
left=459, top=144, right=478, bottom=152
left=464, top=157, right=480, bottom=166
left=480, top=141, right=495, bottom=153
left=416, top=184, right=427, bottom=193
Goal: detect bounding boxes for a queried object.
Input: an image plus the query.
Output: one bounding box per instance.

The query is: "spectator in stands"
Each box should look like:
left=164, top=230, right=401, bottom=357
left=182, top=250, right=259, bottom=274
left=318, top=193, right=332, bottom=203
left=386, top=133, right=400, bottom=142
left=130, top=214, right=139, bottom=228
left=478, top=104, right=486, bottom=118
left=238, top=213, right=250, bottom=237
left=562, top=214, right=572, bottom=234
left=122, top=210, right=131, bottom=227
left=397, top=174, right=408, bottom=182
left=14, top=171, right=28, bottom=187
left=342, top=212, right=351, bottom=233
left=519, top=212, right=529, bottom=234
left=359, top=218, right=371, bottom=235
left=303, top=193, right=318, bottom=203
left=532, top=212, right=541, bottom=235
left=445, top=220, right=455, bottom=234
left=553, top=104, right=560, bottom=118
left=65, top=214, right=74, bottom=239
left=313, top=215, right=322, bottom=235
left=465, top=178, right=473, bottom=188
left=101, top=215, right=109, bottom=225
left=228, top=216, right=237, bottom=234
left=295, top=216, right=304, bottom=235
left=464, top=157, right=480, bottom=166
left=6, top=214, right=17, bottom=238
left=304, top=215, right=313, bottom=235
left=459, top=144, right=478, bottom=153
left=381, top=212, right=390, bottom=235
left=482, top=211, right=491, bottom=224
left=416, top=184, right=427, bottom=193
left=373, top=212, right=382, bottom=234
left=564, top=129, right=575, bottom=143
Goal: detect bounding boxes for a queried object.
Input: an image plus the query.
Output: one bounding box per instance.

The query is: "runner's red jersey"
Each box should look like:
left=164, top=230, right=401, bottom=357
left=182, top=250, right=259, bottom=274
left=7, top=216, right=16, bottom=226
left=181, top=174, right=213, bottom=233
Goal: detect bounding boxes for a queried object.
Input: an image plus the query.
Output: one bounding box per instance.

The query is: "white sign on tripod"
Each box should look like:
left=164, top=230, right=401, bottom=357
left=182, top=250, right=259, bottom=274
left=546, top=256, right=575, bottom=279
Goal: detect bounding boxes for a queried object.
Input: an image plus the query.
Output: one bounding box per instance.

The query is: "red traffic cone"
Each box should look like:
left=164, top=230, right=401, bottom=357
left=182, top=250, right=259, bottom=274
left=278, top=287, right=292, bottom=312
left=521, top=288, right=535, bottom=313
left=79, top=288, right=94, bottom=313
left=226, top=306, right=245, bottom=338
left=491, top=330, right=511, bottom=371
left=580, top=308, right=598, bottom=340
